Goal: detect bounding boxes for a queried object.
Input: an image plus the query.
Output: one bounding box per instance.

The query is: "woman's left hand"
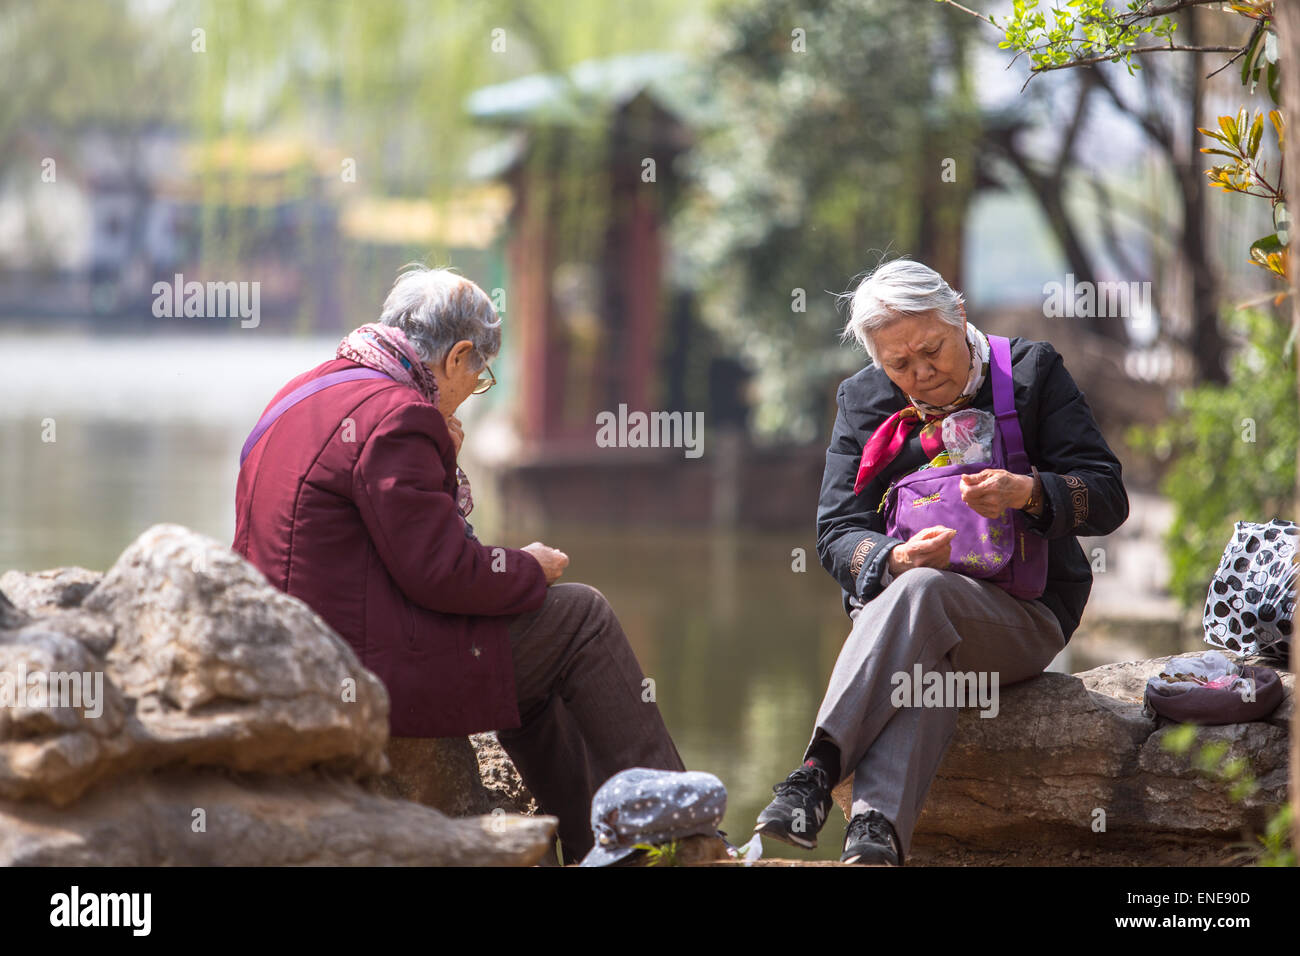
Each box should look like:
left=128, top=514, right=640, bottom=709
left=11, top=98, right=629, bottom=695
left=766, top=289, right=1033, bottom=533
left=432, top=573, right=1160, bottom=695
left=959, top=468, right=1031, bottom=519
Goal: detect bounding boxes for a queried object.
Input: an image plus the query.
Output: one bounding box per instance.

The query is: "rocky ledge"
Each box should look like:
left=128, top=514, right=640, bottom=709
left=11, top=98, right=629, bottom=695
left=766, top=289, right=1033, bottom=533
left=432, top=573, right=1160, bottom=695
left=831, top=654, right=1293, bottom=865
left=0, top=524, right=555, bottom=866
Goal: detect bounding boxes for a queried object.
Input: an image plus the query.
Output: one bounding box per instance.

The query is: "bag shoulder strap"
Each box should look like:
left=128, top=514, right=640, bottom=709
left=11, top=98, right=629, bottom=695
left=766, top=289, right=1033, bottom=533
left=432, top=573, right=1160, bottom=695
left=239, top=367, right=392, bottom=467
left=988, top=334, right=1030, bottom=474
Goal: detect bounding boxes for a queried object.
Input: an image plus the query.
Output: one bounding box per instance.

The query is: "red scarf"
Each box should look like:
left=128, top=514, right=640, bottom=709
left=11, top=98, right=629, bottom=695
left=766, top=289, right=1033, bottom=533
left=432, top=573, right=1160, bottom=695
left=852, top=405, right=970, bottom=495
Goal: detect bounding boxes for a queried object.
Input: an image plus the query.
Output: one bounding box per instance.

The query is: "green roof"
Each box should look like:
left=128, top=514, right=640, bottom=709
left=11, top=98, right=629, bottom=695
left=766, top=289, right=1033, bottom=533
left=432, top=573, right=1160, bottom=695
left=465, top=51, right=706, bottom=126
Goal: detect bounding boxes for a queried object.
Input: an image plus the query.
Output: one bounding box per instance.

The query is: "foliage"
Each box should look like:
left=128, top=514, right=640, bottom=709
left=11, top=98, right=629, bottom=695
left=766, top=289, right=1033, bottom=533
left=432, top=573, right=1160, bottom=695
left=965, top=0, right=1288, bottom=282
left=633, top=839, right=682, bottom=866
left=992, top=0, right=1180, bottom=73
left=1162, top=722, right=1294, bottom=866
left=1199, top=108, right=1289, bottom=282
left=676, top=0, right=981, bottom=440
left=1125, top=307, right=1298, bottom=611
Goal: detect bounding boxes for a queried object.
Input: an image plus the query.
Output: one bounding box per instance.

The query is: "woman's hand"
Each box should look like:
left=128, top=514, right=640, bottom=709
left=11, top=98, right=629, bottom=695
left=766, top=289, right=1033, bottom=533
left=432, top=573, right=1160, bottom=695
left=522, top=541, right=569, bottom=585
left=888, top=526, right=957, bottom=576
left=958, top=468, right=1032, bottom=519
left=445, top=414, right=464, bottom=457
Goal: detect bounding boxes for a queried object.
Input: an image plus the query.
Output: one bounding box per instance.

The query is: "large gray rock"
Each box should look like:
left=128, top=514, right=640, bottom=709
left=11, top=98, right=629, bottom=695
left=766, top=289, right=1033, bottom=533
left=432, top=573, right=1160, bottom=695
left=0, top=566, right=102, bottom=614
left=0, top=524, right=555, bottom=865
left=1, top=524, right=390, bottom=805
left=0, top=769, right=555, bottom=866
left=832, top=655, right=1292, bottom=851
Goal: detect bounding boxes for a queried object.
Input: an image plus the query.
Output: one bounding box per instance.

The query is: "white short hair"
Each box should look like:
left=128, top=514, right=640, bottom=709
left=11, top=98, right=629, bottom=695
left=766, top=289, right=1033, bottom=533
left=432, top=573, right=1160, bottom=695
left=839, top=258, right=965, bottom=364
left=379, top=264, right=501, bottom=369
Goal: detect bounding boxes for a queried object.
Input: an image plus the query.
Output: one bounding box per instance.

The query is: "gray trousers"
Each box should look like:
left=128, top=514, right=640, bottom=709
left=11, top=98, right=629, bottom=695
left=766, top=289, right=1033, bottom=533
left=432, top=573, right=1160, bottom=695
left=497, top=582, right=686, bottom=861
left=803, top=566, right=1066, bottom=860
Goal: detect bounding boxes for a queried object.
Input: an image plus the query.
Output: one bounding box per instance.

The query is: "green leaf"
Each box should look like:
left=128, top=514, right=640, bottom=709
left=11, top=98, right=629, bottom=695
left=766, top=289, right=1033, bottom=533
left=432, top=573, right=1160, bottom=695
left=1218, top=114, right=1240, bottom=148
left=1241, top=25, right=1264, bottom=87
left=1247, top=112, right=1264, bottom=157
left=1250, top=233, right=1283, bottom=256
left=1162, top=724, right=1197, bottom=755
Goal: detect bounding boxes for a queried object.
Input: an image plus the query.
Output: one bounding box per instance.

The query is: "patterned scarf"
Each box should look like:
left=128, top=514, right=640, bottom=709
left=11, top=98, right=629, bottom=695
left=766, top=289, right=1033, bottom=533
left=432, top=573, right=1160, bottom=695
left=336, top=323, right=474, bottom=518
left=852, top=321, right=991, bottom=496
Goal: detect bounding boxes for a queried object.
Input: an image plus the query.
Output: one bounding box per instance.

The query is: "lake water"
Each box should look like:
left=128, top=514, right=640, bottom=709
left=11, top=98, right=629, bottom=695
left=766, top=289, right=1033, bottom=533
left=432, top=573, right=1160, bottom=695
left=1, top=330, right=1155, bottom=861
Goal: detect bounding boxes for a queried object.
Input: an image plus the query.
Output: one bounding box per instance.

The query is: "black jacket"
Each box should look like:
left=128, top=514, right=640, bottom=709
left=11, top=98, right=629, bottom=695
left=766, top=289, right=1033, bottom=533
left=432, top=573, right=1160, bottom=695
left=817, top=334, right=1129, bottom=643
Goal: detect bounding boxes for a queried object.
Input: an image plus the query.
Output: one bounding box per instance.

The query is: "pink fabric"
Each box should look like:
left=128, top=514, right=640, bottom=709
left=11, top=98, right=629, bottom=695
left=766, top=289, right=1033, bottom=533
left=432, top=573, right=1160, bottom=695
left=853, top=408, right=951, bottom=495
left=336, top=323, right=440, bottom=405
left=335, top=323, right=474, bottom=516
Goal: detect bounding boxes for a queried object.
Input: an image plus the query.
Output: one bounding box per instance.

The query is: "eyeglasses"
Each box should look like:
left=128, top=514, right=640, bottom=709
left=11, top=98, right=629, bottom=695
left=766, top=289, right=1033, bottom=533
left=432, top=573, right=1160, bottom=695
left=471, top=363, right=496, bottom=395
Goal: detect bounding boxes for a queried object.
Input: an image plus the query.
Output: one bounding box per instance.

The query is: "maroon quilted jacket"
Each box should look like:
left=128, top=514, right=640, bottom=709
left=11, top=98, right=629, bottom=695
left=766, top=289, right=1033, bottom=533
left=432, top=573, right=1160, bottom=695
left=233, top=357, right=548, bottom=736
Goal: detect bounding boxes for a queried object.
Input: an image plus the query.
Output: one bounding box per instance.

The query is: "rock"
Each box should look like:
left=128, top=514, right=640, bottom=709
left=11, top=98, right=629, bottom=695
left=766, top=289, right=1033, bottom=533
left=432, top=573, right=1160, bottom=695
left=0, top=589, right=27, bottom=630
left=0, top=524, right=390, bottom=806
left=366, top=733, right=539, bottom=818
left=472, top=731, right=538, bottom=814
left=831, top=656, right=1293, bottom=852
left=370, top=736, right=494, bottom=816
left=0, top=769, right=556, bottom=866
left=0, top=523, right=554, bottom=865
left=0, top=567, right=103, bottom=613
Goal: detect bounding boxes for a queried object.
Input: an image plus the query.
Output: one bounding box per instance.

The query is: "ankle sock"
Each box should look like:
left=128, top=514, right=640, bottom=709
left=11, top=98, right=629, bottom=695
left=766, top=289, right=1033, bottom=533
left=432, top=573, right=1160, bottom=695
left=803, top=739, right=841, bottom=786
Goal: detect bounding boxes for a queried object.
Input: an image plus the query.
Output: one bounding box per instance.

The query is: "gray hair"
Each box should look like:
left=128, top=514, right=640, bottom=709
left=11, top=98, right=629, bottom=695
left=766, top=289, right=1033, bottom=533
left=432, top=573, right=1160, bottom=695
left=839, top=258, right=965, bottom=364
left=379, top=264, right=501, bottom=369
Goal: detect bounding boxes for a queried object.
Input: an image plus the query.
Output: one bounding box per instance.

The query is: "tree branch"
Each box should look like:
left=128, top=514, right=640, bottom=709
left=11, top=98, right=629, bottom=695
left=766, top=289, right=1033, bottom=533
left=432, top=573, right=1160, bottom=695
left=1031, top=44, right=1240, bottom=73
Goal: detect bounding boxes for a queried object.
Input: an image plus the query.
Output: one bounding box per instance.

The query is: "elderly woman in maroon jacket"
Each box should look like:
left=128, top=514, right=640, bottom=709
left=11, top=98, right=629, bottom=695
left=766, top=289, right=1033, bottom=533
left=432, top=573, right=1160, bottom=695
left=233, top=265, right=684, bottom=861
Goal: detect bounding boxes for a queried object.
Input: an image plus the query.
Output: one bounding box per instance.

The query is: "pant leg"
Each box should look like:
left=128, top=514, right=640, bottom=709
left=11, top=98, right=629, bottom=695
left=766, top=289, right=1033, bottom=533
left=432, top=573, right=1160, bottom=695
left=495, top=582, right=686, bottom=861
left=849, top=702, right=959, bottom=859
left=807, top=567, right=1065, bottom=857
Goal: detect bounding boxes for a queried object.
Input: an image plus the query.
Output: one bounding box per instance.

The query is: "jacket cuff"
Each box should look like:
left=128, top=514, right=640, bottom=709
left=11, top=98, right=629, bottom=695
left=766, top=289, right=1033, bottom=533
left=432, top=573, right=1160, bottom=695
left=1029, top=470, right=1088, bottom=539
left=849, top=534, right=903, bottom=600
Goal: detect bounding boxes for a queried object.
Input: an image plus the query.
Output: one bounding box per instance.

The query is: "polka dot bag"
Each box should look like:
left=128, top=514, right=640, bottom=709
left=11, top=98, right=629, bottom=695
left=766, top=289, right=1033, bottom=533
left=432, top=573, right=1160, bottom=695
left=1203, top=519, right=1297, bottom=665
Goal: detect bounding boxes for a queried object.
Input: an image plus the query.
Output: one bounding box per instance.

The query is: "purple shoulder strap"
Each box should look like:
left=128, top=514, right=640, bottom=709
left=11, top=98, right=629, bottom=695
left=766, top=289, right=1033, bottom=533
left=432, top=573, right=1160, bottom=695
left=239, top=367, right=391, bottom=467
left=988, top=334, right=1030, bottom=474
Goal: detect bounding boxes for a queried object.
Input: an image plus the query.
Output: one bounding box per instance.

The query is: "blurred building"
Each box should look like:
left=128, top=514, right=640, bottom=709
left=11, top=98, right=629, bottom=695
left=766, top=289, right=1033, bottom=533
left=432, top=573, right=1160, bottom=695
left=465, top=53, right=791, bottom=529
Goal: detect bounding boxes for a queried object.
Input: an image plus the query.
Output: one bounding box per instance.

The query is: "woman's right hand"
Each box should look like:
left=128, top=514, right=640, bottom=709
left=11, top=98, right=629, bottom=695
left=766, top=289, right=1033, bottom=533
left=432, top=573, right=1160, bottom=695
left=887, top=526, right=957, bottom=576
left=522, top=541, right=569, bottom=585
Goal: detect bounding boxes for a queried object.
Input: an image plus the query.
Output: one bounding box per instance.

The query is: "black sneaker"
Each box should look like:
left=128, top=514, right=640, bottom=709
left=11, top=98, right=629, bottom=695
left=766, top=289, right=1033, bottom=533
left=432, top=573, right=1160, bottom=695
left=840, top=810, right=903, bottom=865
left=753, top=764, right=833, bottom=849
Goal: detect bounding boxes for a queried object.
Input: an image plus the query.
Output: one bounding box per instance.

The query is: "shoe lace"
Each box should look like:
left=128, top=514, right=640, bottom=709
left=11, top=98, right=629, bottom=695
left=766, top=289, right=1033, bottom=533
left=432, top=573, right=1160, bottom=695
left=848, top=812, right=896, bottom=851
left=773, top=766, right=827, bottom=797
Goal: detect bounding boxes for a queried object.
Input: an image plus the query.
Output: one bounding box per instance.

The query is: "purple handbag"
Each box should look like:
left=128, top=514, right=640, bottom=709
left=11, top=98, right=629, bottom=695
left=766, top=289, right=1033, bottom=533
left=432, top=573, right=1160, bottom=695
left=879, top=334, right=1049, bottom=601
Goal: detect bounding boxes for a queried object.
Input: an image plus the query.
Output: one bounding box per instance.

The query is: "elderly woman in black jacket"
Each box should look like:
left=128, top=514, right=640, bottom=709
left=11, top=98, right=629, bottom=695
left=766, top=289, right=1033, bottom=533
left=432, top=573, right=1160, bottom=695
left=754, top=258, right=1129, bottom=864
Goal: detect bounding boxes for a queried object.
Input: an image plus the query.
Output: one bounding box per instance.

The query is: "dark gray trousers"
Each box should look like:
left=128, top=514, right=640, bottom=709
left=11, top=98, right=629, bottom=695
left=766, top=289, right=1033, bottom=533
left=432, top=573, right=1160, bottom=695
left=497, top=582, right=686, bottom=862
left=803, top=567, right=1066, bottom=859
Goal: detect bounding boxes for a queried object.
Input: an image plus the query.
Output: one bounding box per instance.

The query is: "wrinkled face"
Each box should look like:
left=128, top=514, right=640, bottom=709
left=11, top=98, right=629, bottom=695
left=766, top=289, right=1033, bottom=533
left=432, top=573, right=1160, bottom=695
left=427, top=339, right=487, bottom=418
left=870, top=310, right=970, bottom=406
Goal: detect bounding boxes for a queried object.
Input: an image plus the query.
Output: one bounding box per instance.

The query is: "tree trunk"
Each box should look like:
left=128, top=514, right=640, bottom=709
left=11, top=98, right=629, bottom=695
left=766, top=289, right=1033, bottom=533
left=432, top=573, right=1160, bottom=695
left=1272, top=0, right=1300, bottom=861
left=1180, top=10, right=1229, bottom=385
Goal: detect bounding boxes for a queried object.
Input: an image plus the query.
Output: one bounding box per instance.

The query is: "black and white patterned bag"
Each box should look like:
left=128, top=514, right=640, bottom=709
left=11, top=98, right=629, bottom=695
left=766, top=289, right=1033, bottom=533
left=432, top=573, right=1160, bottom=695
left=1203, top=519, right=1297, bottom=664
